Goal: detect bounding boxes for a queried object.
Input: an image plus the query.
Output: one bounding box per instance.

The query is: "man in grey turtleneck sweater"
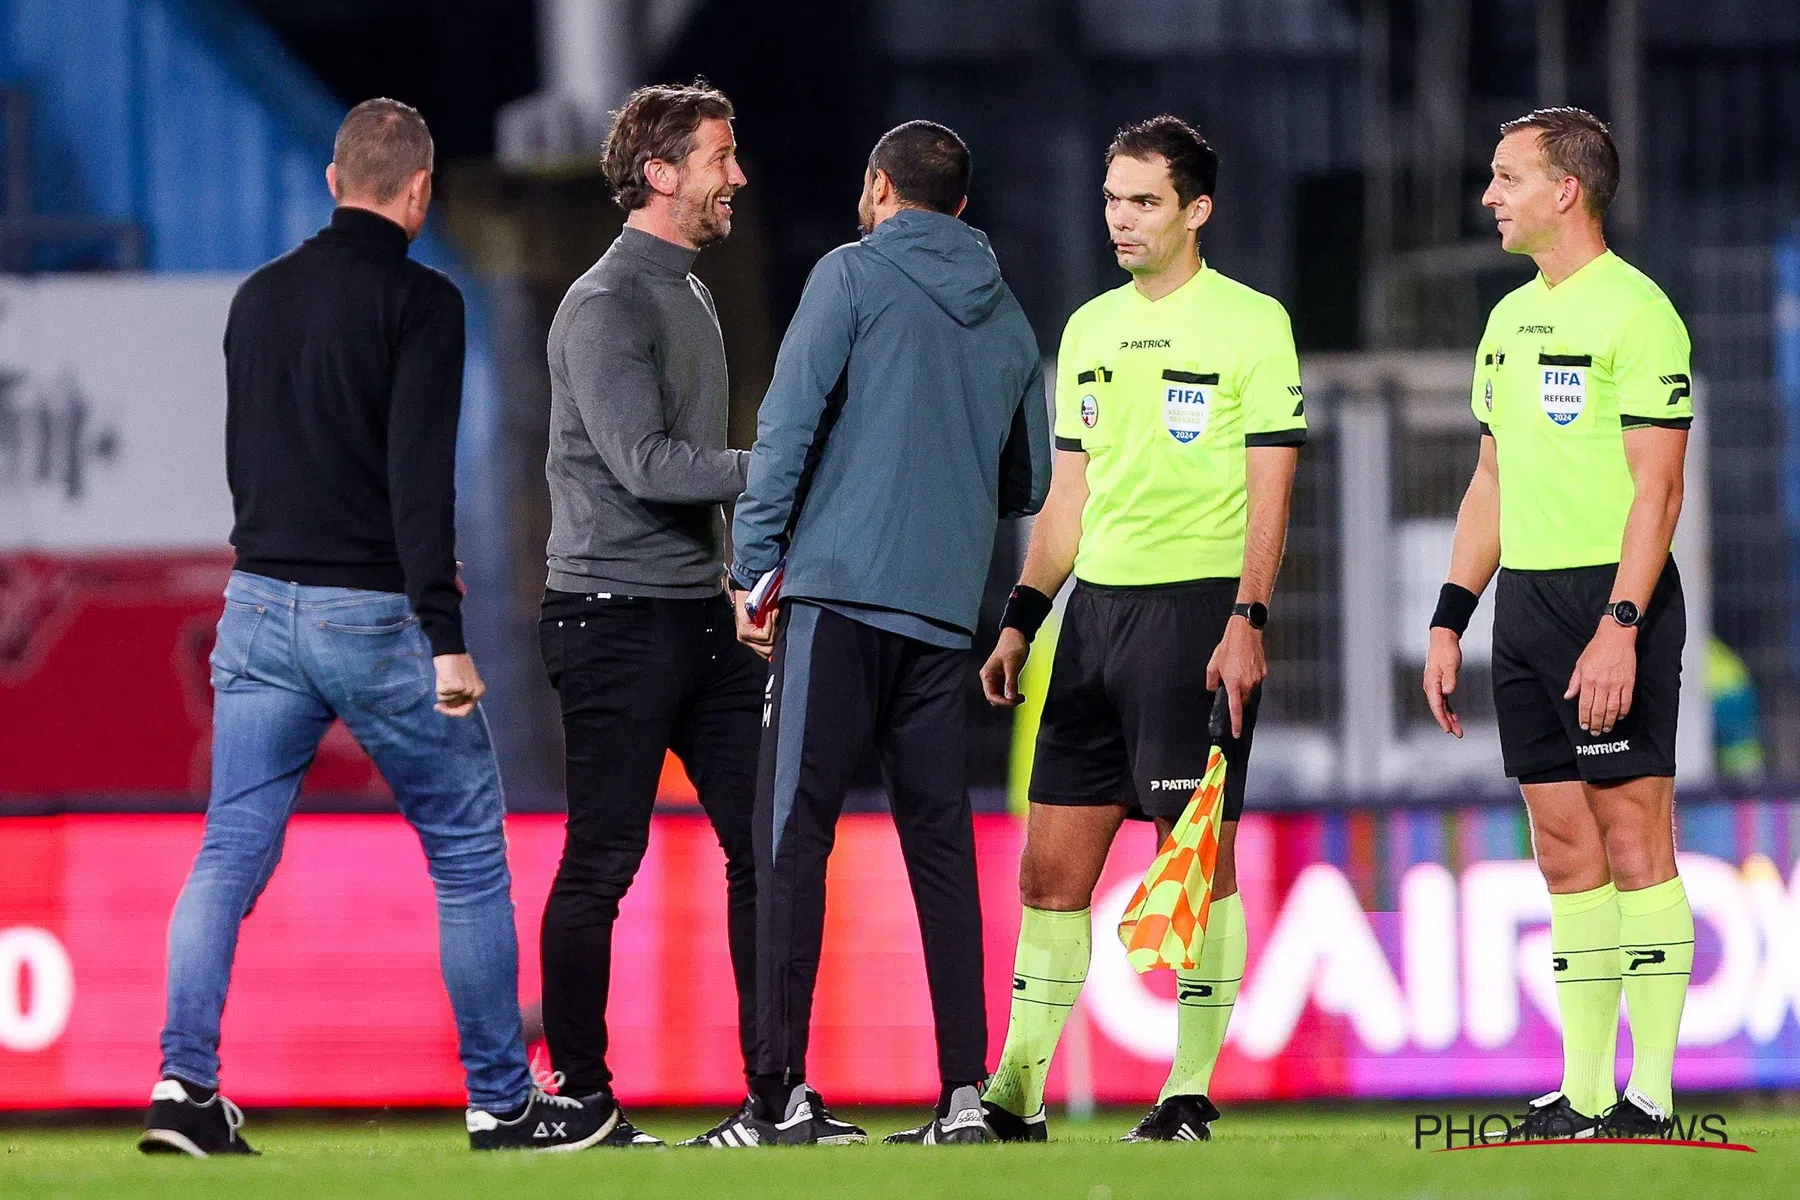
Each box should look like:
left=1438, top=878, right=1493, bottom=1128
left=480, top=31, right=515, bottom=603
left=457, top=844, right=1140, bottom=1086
left=537, top=81, right=761, bottom=1146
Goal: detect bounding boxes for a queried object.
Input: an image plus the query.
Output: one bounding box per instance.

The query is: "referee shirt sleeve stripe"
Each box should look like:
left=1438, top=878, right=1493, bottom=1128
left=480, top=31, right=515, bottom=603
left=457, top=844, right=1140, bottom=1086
left=1244, top=429, right=1306, bottom=448
left=1621, top=415, right=1693, bottom=430
left=1054, top=435, right=1085, bottom=452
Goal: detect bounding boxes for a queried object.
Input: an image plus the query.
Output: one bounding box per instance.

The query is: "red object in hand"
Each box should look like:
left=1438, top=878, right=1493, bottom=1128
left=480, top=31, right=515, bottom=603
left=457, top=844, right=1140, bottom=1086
left=745, top=562, right=785, bottom=629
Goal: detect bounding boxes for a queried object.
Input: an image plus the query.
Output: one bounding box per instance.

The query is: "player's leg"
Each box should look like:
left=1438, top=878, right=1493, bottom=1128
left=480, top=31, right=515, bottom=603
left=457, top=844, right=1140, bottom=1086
left=1588, top=775, right=1687, bottom=1125
left=310, top=589, right=535, bottom=1120
left=534, top=595, right=677, bottom=1102
left=743, top=604, right=872, bottom=1142
left=1582, top=561, right=1689, bottom=1129
left=670, top=593, right=765, bottom=1087
left=1495, top=567, right=1620, bottom=1134
left=984, top=585, right=1127, bottom=1133
left=150, top=578, right=328, bottom=1157
left=1118, top=581, right=1256, bottom=1137
left=1519, top=775, right=1619, bottom=1129
left=876, top=639, right=989, bottom=1142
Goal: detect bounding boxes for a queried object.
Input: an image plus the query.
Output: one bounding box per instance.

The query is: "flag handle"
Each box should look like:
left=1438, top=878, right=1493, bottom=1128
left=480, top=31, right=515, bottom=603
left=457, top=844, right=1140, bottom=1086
left=1207, top=686, right=1231, bottom=744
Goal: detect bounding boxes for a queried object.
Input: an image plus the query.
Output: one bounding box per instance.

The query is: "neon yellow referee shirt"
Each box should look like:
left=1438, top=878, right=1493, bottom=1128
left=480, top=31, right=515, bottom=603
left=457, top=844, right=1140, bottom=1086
left=1471, top=250, right=1692, bottom=571
left=1054, top=264, right=1307, bottom=586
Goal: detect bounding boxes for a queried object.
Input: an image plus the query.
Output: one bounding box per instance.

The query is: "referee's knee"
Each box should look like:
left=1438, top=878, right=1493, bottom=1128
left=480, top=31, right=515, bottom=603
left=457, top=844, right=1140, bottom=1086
left=1018, top=860, right=1091, bottom=912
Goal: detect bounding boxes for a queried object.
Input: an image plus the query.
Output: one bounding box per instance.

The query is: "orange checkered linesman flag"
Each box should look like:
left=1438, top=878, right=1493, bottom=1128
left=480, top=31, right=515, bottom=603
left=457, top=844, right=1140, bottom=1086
left=1117, top=691, right=1232, bottom=973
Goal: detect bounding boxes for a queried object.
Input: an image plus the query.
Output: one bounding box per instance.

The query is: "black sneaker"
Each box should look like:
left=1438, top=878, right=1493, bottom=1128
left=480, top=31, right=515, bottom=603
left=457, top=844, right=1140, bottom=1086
left=677, top=1097, right=756, bottom=1148
left=466, top=1088, right=616, bottom=1151
left=684, top=1085, right=867, bottom=1147
left=1598, top=1088, right=1674, bottom=1139
left=598, top=1108, right=666, bottom=1148
left=1508, top=1092, right=1599, bottom=1141
left=1121, top=1094, right=1220, bottom=1143
left=981, top=1100, right=1048, bottom=1144
left=883, top=1085, right=993, bottom=1145
left=139, top=1078, right=258, bottom=1157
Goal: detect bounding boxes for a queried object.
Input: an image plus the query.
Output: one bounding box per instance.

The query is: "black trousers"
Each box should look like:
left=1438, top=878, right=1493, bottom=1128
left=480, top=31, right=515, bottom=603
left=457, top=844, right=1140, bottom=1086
left=539, top=590, right=763, bottom=1096
left=754, top=602, right=986, bottom=1088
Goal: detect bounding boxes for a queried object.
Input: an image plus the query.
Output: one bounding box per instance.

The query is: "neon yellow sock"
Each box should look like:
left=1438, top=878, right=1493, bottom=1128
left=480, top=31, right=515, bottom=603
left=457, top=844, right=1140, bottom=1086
left=1161, top=891, right=1246, bottom=1102
left=1548, top=882, right=1621, bottom=1117
left=1619, top=876, right=1694, bottom=1114
left=983, top=906, right=1089, bottom=1116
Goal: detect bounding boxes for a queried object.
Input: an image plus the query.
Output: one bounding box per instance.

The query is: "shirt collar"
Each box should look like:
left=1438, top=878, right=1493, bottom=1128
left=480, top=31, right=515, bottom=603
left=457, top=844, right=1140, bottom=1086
left=328, top=206, right=411, bottom=256
left=615, top=225, right=700, bottom=276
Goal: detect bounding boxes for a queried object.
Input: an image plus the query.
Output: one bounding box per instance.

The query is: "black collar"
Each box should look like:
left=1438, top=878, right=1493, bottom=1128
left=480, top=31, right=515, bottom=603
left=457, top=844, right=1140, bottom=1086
left=615, top=225, right=699, bottom=276
left=327, top=206, right=411, bottom=256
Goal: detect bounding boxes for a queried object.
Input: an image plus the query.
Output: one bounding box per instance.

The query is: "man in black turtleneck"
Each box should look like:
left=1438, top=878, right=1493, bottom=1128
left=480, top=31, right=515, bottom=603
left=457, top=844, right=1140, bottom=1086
left=144, top=98, right=610, bottom=1159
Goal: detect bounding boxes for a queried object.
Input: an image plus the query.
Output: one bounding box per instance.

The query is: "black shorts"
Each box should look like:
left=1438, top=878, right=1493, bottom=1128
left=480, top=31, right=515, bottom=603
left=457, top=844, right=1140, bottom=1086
left=1030, top=578, right=1258, bottom=822
left=1492, top=561, right=1685, bottom=783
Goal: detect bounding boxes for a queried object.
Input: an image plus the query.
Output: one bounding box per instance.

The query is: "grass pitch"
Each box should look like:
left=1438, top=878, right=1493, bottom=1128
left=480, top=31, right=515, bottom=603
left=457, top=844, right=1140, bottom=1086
left=4, top=1104, right=1796, bottom=1200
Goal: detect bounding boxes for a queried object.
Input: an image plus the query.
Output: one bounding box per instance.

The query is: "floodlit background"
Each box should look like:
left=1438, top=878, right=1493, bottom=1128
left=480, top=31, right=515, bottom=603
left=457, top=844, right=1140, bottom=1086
left=2, top=0, right=1798, bottom=1110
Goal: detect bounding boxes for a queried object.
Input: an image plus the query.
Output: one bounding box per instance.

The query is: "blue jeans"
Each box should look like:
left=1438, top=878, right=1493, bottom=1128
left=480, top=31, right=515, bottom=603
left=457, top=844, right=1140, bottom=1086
left=159, top=571, right=531, bottom=1112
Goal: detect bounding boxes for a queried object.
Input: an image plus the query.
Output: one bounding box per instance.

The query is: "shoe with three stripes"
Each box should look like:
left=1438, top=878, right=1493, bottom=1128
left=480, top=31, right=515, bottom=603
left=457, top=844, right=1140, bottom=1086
left=684, top=1085, right=868, bottom=1147
left=1120, top=1094, right=1220, bottom=1143
left=882, top=1085, right=994, bottom=1145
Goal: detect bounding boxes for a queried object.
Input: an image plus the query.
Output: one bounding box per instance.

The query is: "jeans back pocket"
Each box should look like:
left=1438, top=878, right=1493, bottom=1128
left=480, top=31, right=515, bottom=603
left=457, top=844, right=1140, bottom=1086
left=318, top=611, right=434, bottom=716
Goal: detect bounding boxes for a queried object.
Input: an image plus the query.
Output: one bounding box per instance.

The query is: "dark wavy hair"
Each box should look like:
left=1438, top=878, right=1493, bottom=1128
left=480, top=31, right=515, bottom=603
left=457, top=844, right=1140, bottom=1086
left=602, top=80, right=735, bottom=212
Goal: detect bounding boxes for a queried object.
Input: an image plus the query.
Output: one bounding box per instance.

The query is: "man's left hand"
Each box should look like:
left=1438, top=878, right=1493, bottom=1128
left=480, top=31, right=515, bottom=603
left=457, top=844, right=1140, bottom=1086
left=733, top=587, right=778, bottom=660
left=1206, top=615, right=1266, bottom=739
left=1566, top=619, right=1637, bottom=735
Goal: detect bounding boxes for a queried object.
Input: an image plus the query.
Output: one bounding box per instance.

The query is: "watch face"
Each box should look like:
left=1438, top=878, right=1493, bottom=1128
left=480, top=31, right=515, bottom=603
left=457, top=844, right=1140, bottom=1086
left=1611, top=600, right=1640, bottom=627
left=1237, top=602, right=1268, bottom=629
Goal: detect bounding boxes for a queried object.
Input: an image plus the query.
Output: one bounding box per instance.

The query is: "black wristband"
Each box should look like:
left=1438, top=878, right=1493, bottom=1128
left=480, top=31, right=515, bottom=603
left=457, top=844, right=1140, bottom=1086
left=1430, top=583, right=1480, bottom=636
left=1000, top=584, right=1054, bottom=642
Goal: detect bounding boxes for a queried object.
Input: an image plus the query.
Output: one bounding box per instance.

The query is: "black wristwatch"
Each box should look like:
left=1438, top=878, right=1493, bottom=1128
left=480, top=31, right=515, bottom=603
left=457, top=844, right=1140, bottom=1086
left=1232, top=601, right=1269, bottom=630
left=1605, top=599, right=1641, bottom=628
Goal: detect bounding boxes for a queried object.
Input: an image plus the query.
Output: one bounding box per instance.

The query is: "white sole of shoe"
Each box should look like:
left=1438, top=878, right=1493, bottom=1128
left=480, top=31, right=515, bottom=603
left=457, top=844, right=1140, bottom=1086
left=816, top=1132, right=868, bottom=1145
left=532, top=1107, right=619, bottom=1153
left=139, top=1129, right=209, bottom=1158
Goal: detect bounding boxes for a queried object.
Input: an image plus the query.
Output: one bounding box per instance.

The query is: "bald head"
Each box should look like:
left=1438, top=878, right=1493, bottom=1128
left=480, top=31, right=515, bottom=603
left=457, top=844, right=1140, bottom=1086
left=332, top=98, right=434, bottom=205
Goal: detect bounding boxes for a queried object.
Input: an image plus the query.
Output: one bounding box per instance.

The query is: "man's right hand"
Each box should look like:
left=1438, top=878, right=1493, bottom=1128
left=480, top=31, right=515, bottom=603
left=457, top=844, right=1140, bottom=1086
left=980, top=628, right=1031, bottom=708
left=733, top=588, right=777, bottom=661
left=1422, top=628, right=1464, bottom=738
left=434, top=653, right=485, bottom=718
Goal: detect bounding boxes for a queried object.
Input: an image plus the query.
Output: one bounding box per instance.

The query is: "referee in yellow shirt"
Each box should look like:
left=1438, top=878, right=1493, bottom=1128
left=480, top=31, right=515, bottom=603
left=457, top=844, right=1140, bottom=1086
left=1424, top=109, right=1693, bottom=1140
left=977, top=115, right=1304, bottom=1145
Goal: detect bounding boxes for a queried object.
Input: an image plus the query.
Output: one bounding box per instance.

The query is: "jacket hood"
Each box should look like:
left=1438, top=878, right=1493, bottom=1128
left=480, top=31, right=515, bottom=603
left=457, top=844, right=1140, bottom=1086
left=861, top=209, right=1005, bottom=326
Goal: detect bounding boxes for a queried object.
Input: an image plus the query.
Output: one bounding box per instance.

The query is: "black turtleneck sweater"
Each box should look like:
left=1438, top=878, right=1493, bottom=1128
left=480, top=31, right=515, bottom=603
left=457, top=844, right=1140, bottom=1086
left=223, top=206, right=467, bottom=655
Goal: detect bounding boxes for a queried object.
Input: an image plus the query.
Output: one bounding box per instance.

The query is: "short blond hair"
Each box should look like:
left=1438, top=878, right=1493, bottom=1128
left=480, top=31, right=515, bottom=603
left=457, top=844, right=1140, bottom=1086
left=333, top=98, right=434, bottom=204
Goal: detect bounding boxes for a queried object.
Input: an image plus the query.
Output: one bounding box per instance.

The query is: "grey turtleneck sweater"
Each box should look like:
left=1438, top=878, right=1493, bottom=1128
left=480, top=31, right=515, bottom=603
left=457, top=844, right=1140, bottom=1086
left=544, top=226, right=750, bottom=596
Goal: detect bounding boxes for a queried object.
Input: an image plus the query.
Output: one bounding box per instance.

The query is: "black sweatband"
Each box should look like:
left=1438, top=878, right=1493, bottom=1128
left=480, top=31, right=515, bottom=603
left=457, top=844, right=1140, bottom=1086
left=1430, top=583, right=1480, bottom=636
left=1000, top=584, right=1054, bottom=641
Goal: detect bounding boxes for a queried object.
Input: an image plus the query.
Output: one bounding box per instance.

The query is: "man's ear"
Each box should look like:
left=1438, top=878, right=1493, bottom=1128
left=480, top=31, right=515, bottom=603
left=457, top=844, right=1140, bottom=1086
left=952, top=195, right=968, bottom=218
left=643, top=157, right=680, bottom=199
left=326, top=163, right=341, bottom=202
left=871, top=168, right=894, bottom=207
left=1556, top=175, right=1582, bottom=215
left=408, top=168, right=432, bottom=212
left=1186, top=194, right=1214, bottom=232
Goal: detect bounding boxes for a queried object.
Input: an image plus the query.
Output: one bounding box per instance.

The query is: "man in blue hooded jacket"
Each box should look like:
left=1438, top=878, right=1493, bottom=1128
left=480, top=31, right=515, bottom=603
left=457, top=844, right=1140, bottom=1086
left=694, top=121, right=1050, bottom=1148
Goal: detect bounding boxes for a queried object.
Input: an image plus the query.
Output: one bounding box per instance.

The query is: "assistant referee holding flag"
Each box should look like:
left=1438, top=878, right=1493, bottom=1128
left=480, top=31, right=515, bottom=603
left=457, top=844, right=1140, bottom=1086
left=1425, top=108, right=1693, bottom=1139
left=980, top=115, right=1304, bottom=1144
